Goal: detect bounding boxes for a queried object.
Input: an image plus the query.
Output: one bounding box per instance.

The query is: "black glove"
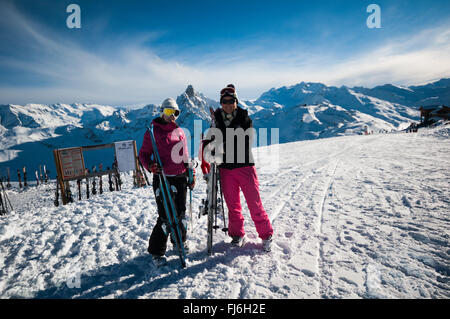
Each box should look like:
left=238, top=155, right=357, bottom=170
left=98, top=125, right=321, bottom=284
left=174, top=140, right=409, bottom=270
left=150, top=162, right=161, bottom=174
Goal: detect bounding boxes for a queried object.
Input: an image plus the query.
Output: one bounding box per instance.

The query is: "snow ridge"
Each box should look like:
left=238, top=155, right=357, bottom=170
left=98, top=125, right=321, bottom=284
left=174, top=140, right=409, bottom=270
left=1, top=79, right=449, bottom=178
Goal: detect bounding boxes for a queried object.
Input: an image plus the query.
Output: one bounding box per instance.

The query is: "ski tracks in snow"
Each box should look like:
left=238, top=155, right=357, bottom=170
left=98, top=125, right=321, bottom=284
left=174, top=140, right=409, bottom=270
left=176, top=142, right=360, bottom=299
left=253, top=140, right=359, bottom=298
left=315, top=160, right=339, bottom=298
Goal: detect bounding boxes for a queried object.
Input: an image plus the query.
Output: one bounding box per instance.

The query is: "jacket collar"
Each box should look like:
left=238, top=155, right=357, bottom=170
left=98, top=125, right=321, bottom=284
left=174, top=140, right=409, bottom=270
left=152, top=116, right=179, bottom=131
left=215, top=106, right=245, bottom=128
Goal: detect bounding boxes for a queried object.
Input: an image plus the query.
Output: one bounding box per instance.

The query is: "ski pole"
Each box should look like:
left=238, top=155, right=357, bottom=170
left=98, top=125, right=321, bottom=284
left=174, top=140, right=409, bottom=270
left=107, top=167, right=114, bottom=191
left=99, top=163, right=103, bottom=194
left=188, top=158, right=194, bottom=231
left=39, top=165, right=43, bottom=184
left=77, top=179, right=82, bottom=200
left=218, top=173, right=228, bottom=233
left=44, top=165, right=48, bottom=183
left=54, top=177, right=59, bottom=207
left=92, top=166, right=97, bottom=195
left=213, top=166, right=220, bottom=232
left=189, top=188, right=193, bottom=231
left=85, top=169, right=90, bottom=199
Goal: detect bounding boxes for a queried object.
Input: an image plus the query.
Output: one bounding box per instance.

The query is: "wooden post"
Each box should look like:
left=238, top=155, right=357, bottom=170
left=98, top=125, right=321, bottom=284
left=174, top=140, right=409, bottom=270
left=23, top=166, right=27, bottom=187
left=133, top=141, right=140, bottom=177
left=53, top=149, right=67, bottom=205
left=6, top=167, right=11, bottom=189
left=132, top=141, right=143, bottom=187
left=17, top=169, right=22, bottom=189
left=133, top=141, right=141, bottom=187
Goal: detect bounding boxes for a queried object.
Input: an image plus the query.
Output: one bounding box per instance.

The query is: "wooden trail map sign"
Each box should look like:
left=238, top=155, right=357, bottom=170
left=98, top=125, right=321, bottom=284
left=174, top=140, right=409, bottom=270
left=53, top=140, right=142, bottom=205
left=58, top=147, right=85, bottom=179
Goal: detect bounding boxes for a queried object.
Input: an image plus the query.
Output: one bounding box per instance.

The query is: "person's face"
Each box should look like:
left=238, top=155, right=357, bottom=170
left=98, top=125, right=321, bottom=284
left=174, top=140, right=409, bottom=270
left=162, top=113, right=176, bottom=123
left=161, top=108, right=179, bottom=123
left=221, top=97, right=237, bottom=114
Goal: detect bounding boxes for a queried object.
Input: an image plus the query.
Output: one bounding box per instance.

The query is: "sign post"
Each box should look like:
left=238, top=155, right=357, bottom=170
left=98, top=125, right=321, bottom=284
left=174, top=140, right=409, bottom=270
left=114, top=140, right=137, bottom=173
left=53, top=140, right=145, bottom=206
left=53, top=147, right=85, bottom=205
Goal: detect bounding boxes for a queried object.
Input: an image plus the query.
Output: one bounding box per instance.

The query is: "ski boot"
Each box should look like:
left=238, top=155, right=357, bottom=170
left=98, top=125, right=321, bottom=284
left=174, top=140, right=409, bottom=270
left=262, top=236, right=273, bottom=252
left=152, top=255, right=168, bottom=268
left=230, top=235, right=246, bottom=247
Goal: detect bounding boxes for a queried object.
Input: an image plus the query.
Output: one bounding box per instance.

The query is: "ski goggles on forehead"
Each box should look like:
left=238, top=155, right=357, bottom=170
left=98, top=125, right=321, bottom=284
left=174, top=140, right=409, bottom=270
left=162, top=108, right=180, bottom=117
left=220, top=87, right=236, bottom=96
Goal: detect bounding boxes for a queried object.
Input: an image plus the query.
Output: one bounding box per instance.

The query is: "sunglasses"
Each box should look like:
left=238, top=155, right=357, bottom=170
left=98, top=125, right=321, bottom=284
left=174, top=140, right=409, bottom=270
left=221, top=98, right=236, bottom=105
left=163, top=108, right=180, bottom=117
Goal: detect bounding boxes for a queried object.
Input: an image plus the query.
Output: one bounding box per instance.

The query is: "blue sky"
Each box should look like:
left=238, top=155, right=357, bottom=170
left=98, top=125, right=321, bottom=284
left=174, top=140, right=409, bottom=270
left=0, top=0, right=449, bottom=106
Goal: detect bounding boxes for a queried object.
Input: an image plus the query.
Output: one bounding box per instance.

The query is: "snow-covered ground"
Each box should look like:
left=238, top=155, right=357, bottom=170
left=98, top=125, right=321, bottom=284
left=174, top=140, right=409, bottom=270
left=0, top=125, right=449, bottom=299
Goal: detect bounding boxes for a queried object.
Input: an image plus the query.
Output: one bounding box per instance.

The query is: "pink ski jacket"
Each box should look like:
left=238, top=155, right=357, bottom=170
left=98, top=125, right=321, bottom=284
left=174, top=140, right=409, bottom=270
left=139, top=117, right=189, bottom=176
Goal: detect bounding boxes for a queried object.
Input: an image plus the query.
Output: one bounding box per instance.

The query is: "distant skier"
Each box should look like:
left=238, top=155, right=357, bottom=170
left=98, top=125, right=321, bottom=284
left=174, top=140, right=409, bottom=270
left=139, top=98, right=196, bottom=267
left=202, top=85, right=274, bottom=252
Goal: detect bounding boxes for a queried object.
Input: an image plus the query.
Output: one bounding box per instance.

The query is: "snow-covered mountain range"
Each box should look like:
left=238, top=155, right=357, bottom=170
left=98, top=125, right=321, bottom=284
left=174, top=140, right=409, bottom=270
left=0, top=79, right=449, bottom=179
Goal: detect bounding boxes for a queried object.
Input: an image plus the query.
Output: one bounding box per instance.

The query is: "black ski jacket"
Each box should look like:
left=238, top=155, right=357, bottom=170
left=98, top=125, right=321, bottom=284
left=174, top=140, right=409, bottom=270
left=210, top=106, right=255, bottom=170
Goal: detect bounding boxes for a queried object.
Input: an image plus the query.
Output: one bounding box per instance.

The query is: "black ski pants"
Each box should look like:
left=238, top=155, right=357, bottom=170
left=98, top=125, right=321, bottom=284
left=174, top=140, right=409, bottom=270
left=148, top=173, right=188, bottom=256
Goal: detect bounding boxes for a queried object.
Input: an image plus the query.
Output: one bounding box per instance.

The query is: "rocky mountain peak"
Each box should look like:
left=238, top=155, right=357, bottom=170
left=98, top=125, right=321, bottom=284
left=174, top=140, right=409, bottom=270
left=185, top=85, right=195, bottom=98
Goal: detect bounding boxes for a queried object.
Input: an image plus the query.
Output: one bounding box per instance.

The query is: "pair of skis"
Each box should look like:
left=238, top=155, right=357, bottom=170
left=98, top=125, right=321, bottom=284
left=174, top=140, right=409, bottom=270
left=148, top=125, right=187, bottom=268
left=0, top=178, right=13, bottom=216
left=54, top=165, right=122, bottom=206
left=201, top=163, right=228, bottom=256
left=146, top=108, right=226, bottom=267
left=200, top=108, right=228, bottom=256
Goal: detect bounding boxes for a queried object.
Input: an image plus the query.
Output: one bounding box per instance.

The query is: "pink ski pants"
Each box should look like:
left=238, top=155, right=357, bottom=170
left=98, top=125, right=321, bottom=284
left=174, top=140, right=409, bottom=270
left=219, top=166, right=273, bottom=240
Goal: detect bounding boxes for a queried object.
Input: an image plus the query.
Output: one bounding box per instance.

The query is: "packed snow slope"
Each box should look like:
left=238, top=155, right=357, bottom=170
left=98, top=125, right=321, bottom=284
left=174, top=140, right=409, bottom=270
left=0, top=125, right=449, bottom=299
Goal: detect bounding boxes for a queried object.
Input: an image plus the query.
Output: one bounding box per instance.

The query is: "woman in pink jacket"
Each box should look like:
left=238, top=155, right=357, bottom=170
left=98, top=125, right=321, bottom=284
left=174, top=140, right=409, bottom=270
left=139, top=98, right=195, bottom=267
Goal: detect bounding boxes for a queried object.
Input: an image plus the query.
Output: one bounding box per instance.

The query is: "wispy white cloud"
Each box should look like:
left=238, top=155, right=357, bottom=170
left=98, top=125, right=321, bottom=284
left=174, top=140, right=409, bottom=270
left=186, top=23, right=450, bottom=99
left=0, top=1, right=449, bottom=106
left=0, top=2, right=196, bottom=105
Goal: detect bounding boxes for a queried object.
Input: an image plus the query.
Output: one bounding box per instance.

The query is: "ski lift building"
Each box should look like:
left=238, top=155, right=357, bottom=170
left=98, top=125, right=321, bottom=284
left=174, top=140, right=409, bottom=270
left=419, top=105, right=450, bottom=126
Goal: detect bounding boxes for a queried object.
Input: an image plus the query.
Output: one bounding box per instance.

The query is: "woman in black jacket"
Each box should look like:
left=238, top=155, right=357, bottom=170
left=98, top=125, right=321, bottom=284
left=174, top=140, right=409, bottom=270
left=202, top=86, right=274, bottom=252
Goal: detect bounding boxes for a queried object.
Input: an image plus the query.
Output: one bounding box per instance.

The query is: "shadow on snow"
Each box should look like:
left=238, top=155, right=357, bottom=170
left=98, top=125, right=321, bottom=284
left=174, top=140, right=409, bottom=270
left=32, top=241, right=264, bottom=299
